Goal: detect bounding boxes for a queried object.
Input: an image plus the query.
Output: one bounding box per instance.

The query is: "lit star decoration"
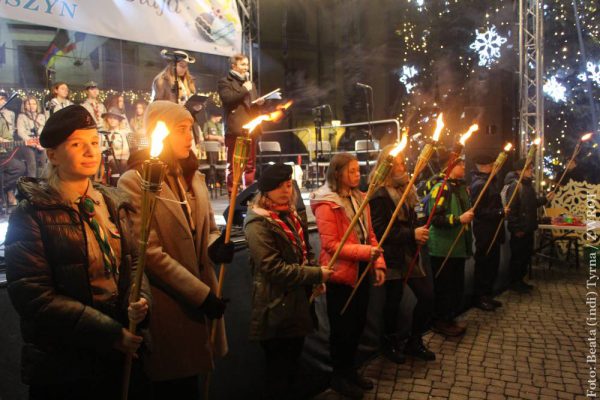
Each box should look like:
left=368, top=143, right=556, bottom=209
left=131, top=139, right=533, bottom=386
left=398, top=65, right=419, bottom=93
left=577, top=61, right=600, bottom=85
left=543, top=76, right=568, bottom=103
left=469, top=25, right=507, bottom=68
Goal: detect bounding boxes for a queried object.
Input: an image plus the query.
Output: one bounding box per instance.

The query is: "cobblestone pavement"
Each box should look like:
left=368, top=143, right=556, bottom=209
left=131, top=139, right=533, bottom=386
left=314, top=265, right=590, bottom=399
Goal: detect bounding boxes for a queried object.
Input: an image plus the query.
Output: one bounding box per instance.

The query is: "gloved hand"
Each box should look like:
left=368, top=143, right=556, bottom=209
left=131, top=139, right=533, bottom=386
left=198, top=291, right=227, bottom=320
left=208, top=230, right=235, bottom=264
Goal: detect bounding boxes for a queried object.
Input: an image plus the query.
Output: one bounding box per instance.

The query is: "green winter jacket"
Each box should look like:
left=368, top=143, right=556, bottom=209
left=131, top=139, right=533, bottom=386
left=427, top=179, right=473, bottom=258
left=244, top=206, right=323, bottom=341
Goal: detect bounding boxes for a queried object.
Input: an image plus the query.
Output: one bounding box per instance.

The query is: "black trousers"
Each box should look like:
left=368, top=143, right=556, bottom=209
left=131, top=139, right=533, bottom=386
left=383, top=277, right=434, bottom=338
left=430, top=256, right=465, bottom=322
left=2, top=156, right=26, bottom=192
left=326, top=263, right=370, bottom=374
left=153, top=375, right=201, bottom=400
left=473, top=243, right=501, bottom=297
left=260, top=336, right=305, bottom=400
left=509, top=231, right=534, bottom=283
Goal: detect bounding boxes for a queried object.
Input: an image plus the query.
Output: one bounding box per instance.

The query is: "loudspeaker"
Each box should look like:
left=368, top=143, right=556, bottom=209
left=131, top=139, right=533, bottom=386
left=223, top=180, right=306, bottom=226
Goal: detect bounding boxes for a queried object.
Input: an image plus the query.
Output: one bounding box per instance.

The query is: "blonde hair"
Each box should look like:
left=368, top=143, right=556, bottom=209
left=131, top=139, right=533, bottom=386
left=160, top=63, right=196, bottom=93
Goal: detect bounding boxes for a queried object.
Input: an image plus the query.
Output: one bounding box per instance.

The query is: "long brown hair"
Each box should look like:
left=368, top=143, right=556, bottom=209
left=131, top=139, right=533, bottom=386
left=51, top=82, right=68, bottom=99
left=325, top=153, right=358, bottom=193
left=370, top=144, right=406, bottom=187
left=160, top=62, right=196, bottom=93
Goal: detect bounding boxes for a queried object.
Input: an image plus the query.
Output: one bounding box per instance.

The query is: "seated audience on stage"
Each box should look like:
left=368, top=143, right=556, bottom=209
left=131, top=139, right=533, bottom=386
left=81, top=81, right=107, bottom=130
left=151, top=51, right=196, bottom=104
left=16, top=96, right=47, bottom=177
left=128, top=100, right=149, bottom=153
left=101, top=107, right=131, bottom=179
left=369, top=146, right=436, bottom=364
left=5, top=104, right=151, bottom=399
left=427, top=153, right=473, bottom=338
left=505, top=159, right=554, bottom=293
left=46, top=82, right=73, bottom=116
left=118, top=100, right=232, bottom=399
left=0, top=91, right=16, bottom=135
left=310, top=153, right=386, bottom=399
left=245, top=163, right=332, bottom=400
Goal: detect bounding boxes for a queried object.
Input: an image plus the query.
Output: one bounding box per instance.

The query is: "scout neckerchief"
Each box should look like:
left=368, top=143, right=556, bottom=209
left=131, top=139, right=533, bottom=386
left=76, top=190, right=118, bottom=279
left=267, top=208, right=307, bottom=264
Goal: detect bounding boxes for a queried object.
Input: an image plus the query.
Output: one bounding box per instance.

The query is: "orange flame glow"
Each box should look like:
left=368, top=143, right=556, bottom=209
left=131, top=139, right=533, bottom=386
left=390, top=131, right=408, bottom=157
left=150, top=121, right=169, bottom=158
left=459, top=124, right=479, bottom=146
left=432, top=113, right=444, bottom=142
left=243, top=101, right=294, bottom=134
left=503, top=143, right=513, bottom=152
left=581, top=132, right=593, bottom=142
left=533, top=137, right=541, bottom=146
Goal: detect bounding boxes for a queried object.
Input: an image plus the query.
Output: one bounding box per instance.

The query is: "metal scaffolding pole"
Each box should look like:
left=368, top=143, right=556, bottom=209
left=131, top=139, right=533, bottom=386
left=518, top=0, right=544, bottom=189
left=238, top=0, right=260, bottom=91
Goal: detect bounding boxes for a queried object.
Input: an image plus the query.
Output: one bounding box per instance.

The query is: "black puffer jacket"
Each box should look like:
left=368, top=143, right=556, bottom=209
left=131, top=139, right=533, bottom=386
left=504, top=171, right=547, bottom=234
left=5, top=177, right=151, bottom=385
left=470, top=170, right=505, bottom=250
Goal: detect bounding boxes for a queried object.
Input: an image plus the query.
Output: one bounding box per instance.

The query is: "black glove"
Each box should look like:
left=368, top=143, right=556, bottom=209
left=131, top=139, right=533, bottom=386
left=198, top=291, right=227, bottom=320
left=208, top=231, right=235, bottom=264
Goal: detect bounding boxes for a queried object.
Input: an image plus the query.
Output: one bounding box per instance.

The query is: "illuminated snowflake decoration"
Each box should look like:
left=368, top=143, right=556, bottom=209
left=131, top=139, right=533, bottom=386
left=469, top=25, right=507, bottom=68
left=397, top=65, right=419, bottom=93
left=577, top=61, right=600, bottom=85
left=543, top=76, right=567, bottom=103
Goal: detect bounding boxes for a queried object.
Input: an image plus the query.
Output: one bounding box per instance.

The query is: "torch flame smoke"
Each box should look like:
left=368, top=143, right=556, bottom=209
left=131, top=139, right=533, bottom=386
left=243, top=101, right=294, bottom=134
left=150, top=121, right=169, bottom=158
left=459, top=124, right=479, bottom=146
left=432, top=113, right=444, bottom=142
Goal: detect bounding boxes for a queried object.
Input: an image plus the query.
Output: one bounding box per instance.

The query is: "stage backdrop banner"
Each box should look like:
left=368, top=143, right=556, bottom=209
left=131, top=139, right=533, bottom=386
left=0, top=0, right=242, bottom=57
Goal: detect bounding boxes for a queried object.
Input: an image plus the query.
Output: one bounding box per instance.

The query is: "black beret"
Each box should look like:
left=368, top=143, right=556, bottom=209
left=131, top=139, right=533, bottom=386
left=471, top=150, right=496, bottom=165
left=40, top=105, right=97, bottom=148
left=258, top=163, right=293, bottom=192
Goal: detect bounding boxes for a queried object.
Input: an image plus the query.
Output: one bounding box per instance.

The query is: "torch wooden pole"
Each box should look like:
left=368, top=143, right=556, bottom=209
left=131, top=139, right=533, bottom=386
left=122, top=162, right=164, bottom=400
left=434, top=161, right=504, bottom=278
left=340, top=155, right=429, bottom=315
left=547, top=142, right=581, bottom=201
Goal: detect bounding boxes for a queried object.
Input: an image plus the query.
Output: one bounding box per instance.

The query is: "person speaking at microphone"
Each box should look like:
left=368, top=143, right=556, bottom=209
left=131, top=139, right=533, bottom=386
left=217, top=53, right=265, bottom=197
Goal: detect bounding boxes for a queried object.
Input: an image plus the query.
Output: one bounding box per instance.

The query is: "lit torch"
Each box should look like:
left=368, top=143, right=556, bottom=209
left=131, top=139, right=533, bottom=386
left=340, top=115, right=444, bottom=314
left=548, top=132, right=593, bottom=199
left=485, top=137, right=540, bottom=255
left=122, top=122, right=169, bottom=400
left=435, top=142, right=513, bottom=278
left=399, top=123, right=479, bottom=284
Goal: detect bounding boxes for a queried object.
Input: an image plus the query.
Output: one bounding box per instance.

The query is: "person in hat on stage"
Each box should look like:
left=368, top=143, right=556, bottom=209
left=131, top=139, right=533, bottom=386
left=5, top=104, right=151, bottom=399
left=244, top=163, right=332, bottom=400
left=118, top=101, right=233, bottom=399
left=100, top=107, right=131, bottom=181
left=470, top=150, right=509, bottom=311
left=217, top=53, right=264, bottom=196
left=427, top=150, right=473, bottom=337
left=504, top=158, right=553, bottom=293
left=151, top=50, right=197, bottom=105
left=81, top=81, right=107, bottom=130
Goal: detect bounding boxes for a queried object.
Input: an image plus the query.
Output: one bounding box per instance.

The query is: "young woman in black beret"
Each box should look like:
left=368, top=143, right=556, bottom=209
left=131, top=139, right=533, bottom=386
left=5, top=105, right=151, bottom=400
left=244, top=163, right=332, bottom=400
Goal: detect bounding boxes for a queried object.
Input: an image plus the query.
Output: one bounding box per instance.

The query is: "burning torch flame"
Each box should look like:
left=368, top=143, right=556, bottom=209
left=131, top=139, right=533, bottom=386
left=503, top=143, right=513, bottom=152
left=389, top=131, right=408, bottom=157
left=533, top=137, right=541, bottom=146
left=150, top=121, right=169, bottom=158
left=432, top=113, right=444, bottom=142
left=243, top=101, right=294, bottom=134
left=459, top=124, right=479, bottom=146
left=581, top=133, right=593, bottom=142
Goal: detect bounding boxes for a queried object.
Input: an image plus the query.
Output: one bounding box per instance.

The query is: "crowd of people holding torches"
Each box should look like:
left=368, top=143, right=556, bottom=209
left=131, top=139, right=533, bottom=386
left=1, top=49, right=590, bottom=400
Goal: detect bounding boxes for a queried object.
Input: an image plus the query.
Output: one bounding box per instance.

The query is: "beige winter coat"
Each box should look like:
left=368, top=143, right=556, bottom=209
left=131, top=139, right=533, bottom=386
left=118, top=168, right=227, bottom=381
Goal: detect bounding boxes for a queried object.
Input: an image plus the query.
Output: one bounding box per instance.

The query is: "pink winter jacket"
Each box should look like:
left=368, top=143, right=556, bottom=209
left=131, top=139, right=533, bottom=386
left=310, top=185, right=386, bottom=286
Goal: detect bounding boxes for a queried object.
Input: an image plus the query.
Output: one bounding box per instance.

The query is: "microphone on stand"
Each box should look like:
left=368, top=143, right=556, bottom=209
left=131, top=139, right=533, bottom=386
left=312, top=104, right=329, bottom=110
left=356, top=82, right=372, bottom=89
